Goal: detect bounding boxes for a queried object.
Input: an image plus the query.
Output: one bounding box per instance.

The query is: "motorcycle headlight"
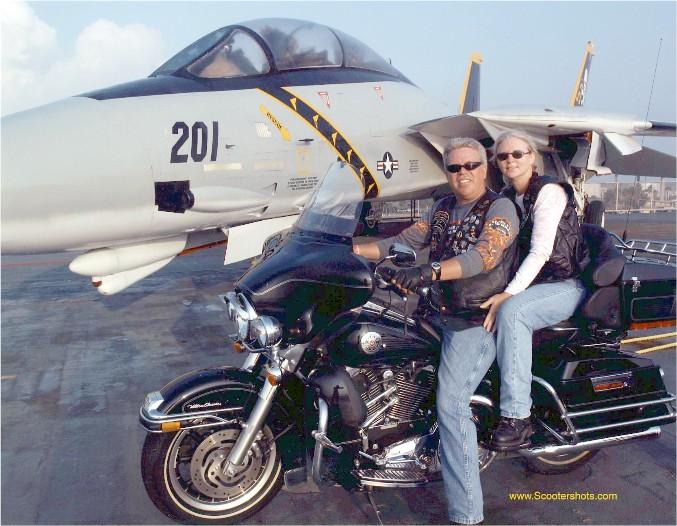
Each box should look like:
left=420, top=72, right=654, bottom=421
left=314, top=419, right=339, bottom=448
left=237, top=315, right=250, bottom=341
left=226, top=300, right=236, bottom=321
left=250, top=316, right=283, bottom=347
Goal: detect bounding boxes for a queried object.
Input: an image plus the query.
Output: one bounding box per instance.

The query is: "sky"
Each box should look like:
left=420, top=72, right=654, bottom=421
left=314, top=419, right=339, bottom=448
left=1, top=0, right=675, bottom=157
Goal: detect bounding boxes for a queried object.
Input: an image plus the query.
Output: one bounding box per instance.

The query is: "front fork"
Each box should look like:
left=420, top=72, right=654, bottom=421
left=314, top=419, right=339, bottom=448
left=223, top=345, right=304, bottom=476
left=224, top=371, right=280, bottom=475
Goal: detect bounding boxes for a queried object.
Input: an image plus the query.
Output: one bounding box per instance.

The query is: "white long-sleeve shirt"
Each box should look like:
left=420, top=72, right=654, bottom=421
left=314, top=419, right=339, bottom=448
left=504, top=184, right=568, bottom=295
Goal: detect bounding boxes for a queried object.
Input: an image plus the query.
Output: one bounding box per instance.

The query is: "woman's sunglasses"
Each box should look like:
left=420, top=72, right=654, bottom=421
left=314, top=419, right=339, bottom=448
left=446, top=161, right=483, bottom=173
left=496, top=150, right=531, bottom=161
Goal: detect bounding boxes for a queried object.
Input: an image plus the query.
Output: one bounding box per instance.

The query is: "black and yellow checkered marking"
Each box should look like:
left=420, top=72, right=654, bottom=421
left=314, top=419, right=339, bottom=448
left=259, top=86, right=379, bottom=199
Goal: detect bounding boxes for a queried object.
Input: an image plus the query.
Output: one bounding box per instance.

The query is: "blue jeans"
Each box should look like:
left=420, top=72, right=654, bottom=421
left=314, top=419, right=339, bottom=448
left=495, top=279, right=587, bottom=419
left=437, top=317, right=497, bottom=524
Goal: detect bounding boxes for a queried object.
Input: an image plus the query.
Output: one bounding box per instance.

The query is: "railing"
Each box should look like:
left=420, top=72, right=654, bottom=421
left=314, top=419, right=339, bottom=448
left=606, top=207, right=677, bottom=213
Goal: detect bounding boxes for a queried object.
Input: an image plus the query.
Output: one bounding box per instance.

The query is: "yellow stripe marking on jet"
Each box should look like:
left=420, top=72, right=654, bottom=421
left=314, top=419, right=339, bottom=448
left=257, top=87, right=380, bottom=198
left=259, top=104, right=292, bottom=141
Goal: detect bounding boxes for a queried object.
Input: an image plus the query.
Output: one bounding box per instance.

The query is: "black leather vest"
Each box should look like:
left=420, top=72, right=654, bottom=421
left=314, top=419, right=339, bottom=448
left=429, top=190, right=518, bottom=312
left=503, top=174, right=589, bottom=283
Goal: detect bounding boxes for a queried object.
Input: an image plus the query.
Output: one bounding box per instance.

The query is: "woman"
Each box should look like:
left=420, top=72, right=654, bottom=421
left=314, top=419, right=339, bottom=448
left=480, top=130, right=588, bottom=451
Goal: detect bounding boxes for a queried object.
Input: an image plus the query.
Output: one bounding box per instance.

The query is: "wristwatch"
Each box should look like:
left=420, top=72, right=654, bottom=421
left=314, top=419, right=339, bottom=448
left=430, top=261, right=442, bottom=281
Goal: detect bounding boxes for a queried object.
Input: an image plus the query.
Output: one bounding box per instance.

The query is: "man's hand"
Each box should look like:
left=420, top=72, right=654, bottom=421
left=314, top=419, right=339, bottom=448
left=480, top=291, right=512, bottom=332
left=392, top=264, right=433, bottom=293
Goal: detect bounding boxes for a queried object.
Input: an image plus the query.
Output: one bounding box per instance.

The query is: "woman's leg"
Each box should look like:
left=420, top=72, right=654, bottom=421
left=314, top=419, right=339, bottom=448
left=494, top=279, right=586, bottom=419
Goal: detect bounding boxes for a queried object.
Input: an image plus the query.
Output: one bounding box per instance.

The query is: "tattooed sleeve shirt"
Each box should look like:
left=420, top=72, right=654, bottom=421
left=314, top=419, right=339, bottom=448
left=374, top=196, right=518, bottom=278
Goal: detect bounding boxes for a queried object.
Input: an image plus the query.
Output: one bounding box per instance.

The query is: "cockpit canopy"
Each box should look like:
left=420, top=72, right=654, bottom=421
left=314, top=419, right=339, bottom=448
left=152, top=18, right=403, bottom=79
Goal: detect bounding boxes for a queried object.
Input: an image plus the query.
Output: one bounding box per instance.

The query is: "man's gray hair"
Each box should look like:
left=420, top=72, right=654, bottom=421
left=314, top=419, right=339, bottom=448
left=492, top=130, right=540, bottom=171
left=442, top=137, right=487, bottom=167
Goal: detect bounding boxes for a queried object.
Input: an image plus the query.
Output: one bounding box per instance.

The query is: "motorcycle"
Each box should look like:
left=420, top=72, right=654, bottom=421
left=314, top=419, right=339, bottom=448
left=139, top=161, right=676, bottom=524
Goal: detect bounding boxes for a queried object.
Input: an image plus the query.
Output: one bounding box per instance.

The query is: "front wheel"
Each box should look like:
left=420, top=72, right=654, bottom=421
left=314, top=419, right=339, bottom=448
left=141, top=421, right=282, bottom=524
left=525, top=449, right=598, bottom=474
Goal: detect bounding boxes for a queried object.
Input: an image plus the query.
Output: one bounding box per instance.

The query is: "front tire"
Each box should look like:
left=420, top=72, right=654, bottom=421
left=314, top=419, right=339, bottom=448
left=141, top=421, right=282, bottom=524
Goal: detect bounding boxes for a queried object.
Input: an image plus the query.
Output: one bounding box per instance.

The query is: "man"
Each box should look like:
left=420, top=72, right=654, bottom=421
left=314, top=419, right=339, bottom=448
left=354, top=138, right=519, bottom=525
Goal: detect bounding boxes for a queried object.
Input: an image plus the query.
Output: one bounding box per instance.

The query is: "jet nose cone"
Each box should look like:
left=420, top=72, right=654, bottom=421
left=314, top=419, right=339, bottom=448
left=1, top=97, right=154, bottom=254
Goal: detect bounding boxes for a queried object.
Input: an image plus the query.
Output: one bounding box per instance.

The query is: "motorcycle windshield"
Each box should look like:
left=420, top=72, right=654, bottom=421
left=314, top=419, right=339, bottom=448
left=295, top=161, right=366, bottom=239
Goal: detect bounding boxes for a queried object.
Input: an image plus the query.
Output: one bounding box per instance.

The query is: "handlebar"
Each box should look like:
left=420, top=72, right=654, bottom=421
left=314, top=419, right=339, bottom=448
left=374, top=264, right=430, bottom=299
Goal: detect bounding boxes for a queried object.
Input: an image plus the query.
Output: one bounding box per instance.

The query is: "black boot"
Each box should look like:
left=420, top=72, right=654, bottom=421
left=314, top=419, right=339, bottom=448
left=489, top=417, right=534, bottom=451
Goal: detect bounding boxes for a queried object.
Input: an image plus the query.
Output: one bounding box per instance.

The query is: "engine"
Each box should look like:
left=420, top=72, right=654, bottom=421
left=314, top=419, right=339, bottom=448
left=351, top=361, right=436, bottom=439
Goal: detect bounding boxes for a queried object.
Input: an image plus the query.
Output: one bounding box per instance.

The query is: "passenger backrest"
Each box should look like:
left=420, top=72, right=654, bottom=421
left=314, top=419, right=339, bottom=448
left=578, top=224, right=626, bottom=329
left=580, top=224, right=625, bottom=287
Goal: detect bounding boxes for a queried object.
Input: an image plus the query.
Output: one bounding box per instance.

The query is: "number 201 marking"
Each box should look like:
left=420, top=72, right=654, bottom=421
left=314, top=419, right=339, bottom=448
left=170, top=121, right=219, bottom=163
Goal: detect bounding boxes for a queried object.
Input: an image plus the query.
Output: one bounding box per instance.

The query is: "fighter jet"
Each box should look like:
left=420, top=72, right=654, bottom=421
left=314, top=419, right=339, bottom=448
left=2, top=19, right=674, bottom=294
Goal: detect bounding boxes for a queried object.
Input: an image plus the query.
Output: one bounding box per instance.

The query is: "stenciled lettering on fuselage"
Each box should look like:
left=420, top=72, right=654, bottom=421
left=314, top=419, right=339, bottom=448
left=166, top=89, right=379, bottom=199
left=258, top=86, right=379, bottom=199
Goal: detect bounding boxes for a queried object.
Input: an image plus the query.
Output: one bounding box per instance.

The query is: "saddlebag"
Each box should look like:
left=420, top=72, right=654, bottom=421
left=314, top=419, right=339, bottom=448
left=532, top=348, right=676, bottom=442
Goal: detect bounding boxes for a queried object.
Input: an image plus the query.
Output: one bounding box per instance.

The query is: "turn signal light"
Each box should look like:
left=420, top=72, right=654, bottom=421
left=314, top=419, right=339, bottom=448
left=161, top=421, right=181, bottom=432
left=233, top=341, right=244, bottom=353
left=266, top=372, right=279, bottom=386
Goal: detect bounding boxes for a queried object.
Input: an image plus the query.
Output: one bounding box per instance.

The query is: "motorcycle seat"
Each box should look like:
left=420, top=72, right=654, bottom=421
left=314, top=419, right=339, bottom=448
left=535, top=226, right=626, bottom=340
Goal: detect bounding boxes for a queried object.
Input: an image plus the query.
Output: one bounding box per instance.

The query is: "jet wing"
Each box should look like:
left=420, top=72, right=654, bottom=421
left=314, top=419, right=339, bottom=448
left=606, top=146, right=677, bottom=178
left=412, top=114, right=490, bottom=153
left=411, top=111, right=676, bottom=178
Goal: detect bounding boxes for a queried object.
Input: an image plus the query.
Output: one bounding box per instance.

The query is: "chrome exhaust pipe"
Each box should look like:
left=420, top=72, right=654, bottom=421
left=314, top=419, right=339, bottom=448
left=521, top=426, right=661, bottom=458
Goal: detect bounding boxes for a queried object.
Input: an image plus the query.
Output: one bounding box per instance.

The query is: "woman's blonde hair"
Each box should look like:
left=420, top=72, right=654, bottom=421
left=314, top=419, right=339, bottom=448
left=492, top=130, right=540, bottom=174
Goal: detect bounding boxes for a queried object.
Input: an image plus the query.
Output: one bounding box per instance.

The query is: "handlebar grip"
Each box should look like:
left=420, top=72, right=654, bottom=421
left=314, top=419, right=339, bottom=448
left=378, top=265, right=396, bottom=280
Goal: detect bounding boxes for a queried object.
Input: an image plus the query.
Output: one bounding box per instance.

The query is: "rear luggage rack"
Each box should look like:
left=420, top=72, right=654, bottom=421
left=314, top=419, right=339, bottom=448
left=611, top=234, right=676, bottom=265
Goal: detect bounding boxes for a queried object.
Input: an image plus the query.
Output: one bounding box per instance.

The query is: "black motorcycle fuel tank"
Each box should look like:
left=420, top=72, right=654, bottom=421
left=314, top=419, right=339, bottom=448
left=324, top=308, right=439, bottom=367
left=235, top=230, right=373, bottom=341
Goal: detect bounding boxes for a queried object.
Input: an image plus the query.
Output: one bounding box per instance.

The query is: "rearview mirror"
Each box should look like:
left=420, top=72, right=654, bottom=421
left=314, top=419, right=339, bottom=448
left=389, top=243, right=416, bottom=267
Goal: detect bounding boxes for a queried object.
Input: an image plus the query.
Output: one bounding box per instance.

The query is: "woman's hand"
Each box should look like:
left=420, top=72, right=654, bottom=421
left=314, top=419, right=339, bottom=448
left=480, top=291, right=512, bottom=332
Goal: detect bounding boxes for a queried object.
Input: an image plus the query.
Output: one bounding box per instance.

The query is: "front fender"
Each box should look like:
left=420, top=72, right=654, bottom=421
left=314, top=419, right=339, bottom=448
left=159, top=366, right=262, bottom=413
left=140, top=365, right=305, bottom=467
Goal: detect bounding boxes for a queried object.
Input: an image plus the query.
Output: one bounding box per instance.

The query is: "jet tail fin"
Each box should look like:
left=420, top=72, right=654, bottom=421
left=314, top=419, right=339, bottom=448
left=570, top=41, right=595, bottom=107
left=459, top=52, right=483, bottom=114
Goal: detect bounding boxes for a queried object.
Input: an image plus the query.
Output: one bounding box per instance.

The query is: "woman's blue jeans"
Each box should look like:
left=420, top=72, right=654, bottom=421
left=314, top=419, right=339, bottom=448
left=495, top=278, right=587, bottom=419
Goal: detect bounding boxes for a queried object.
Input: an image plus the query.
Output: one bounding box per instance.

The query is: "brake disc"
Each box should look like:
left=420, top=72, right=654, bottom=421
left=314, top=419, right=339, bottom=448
left=189, top=428, right=264, bottom=499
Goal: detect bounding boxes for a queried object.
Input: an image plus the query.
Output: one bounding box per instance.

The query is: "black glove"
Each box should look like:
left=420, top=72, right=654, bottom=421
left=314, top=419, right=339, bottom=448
left=392, top=264, right=434, bottom=291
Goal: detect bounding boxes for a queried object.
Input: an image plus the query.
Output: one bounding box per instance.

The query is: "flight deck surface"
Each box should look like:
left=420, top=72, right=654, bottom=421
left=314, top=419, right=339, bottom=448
left=2, top=243, right=675, bottom=525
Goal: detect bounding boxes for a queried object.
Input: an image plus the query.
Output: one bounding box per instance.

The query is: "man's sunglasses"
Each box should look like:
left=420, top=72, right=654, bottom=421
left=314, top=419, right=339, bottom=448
left=496, top=150, right=531, bottom=161
left=446, top=161, right=483, bottom=173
